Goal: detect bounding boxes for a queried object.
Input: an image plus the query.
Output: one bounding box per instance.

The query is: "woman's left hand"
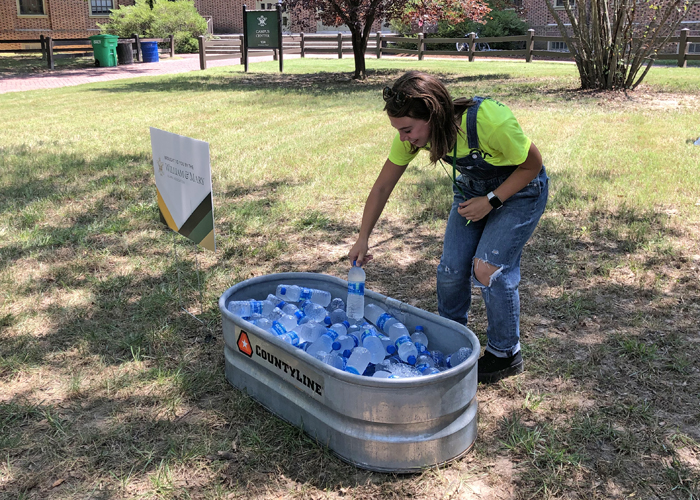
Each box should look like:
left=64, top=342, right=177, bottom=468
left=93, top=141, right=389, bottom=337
left=457, top=196, right=492, bottom=222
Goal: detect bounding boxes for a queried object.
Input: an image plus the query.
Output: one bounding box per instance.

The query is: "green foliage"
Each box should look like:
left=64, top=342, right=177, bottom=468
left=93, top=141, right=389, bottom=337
left=479, top=10, right=529, bottom=49
left=99, top=0, right=207, bottom=54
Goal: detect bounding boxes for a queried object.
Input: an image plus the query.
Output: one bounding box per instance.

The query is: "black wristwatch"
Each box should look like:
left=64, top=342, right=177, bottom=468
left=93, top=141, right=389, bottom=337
left=487, top=191, right=503, bottom=210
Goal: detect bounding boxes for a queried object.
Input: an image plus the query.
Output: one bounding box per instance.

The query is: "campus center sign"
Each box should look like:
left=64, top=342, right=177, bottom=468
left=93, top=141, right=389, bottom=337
left=246, top=11, right=279, bottom=49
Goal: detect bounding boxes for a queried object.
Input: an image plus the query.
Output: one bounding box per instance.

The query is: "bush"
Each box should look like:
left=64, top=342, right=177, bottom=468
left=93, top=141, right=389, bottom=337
left=99, top=0, right=207, bottom=54
left=420, top=10, right=529, bottom=51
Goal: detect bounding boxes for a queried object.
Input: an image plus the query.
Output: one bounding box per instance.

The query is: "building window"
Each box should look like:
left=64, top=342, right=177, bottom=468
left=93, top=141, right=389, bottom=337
left=17, top=0, right=45, bottom=16
left=91, top=0, right=114, bottom=16
left=548, top=41, right=569, bottom=52
left=555, top=0, right=575, bottom=7
left=689, top=43, right=700, bottom=53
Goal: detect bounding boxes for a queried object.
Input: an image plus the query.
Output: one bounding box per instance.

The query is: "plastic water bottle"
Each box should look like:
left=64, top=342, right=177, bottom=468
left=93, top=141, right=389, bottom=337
left=360, top=325, right=387, bottom=364
left=301, top=300, right=327, bottom=323
left=417, top=364, right=441, bottom=376
left=313, top=351, right=346, bottom=370
left=279, top=331, right=301, bottom=346
left=446, top=347, right=473, bottom=368
left=378, top=334, right=396, bottom=355
left=345, top=347, right=371, bottom=375
left=346, top=262, right=366, bottom=321
left=294, top=322, right=326, bottom=344
left=395, top=335, right=418, bottom=365
left=411, top=326, right=429, bottom=353
left=306, top=328, right=341, bottom=354
left=249, top=317, right=273, bottom=331
left=386, top=322, right=409, bottom=342
left=332, top=334, right=359, bottom=354
left=227, top=299, right=275, bottom=318
left=330, top=297, right=345, bottom=311
left=266, top=294, right=285, bottom=308
left=329, top=308, right=347, bottom=325
left=275, top=284, right=331, bottom=307
left=372, top=370, right=398, bottom=379
left=364, top=303, right=398, bottom=333
left=268, top=309, right=297, bottom=331
left=415, top=353, right=435, bottom=369
left=431, top=350, right=447, bottom=369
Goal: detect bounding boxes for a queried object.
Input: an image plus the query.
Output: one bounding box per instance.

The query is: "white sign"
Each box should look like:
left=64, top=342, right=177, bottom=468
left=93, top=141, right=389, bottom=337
left=150, top=127, right=216, bottom=251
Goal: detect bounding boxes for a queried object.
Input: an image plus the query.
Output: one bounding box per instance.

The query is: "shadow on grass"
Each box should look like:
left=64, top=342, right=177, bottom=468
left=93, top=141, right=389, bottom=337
left=85, top=68, right=515, bottom=97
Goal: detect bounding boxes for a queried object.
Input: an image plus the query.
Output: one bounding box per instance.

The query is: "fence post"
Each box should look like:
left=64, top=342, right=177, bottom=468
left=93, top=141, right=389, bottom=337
left=678, top=28, right=689, bottom=68
left=240, top=34, right=245, bottom=66
left=133, top=34, right=141, bottom=62
left=169, top=34, right=174, bottom=57
left=468, top=32, right=476, bottom=62
left=198, top=35, right=206, bottom=70
left=40, top=34, right=46, bottom=61
left=300, top=32, right=305, bottom=58
left=418, top=32, right=424, bottom=61
left=526, top=29, right=534, bottom=63
left=337, top=32, right=343, bottom=59
left=47, top=36, right=54, bottom=69
left=376, top=31, right=381, bottom=59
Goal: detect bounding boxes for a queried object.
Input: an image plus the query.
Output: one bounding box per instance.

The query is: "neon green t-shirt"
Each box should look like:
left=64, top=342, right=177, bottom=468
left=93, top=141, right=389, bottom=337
left=387, top=98, right=532, bottom=167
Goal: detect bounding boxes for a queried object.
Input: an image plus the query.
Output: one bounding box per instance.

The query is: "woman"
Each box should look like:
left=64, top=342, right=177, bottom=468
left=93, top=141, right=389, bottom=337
left=348, top=71, right=549, bottom=384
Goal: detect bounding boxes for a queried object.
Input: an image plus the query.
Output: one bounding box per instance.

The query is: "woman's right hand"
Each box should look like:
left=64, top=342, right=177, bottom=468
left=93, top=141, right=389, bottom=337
left=348, top=238, right=373, bottom=267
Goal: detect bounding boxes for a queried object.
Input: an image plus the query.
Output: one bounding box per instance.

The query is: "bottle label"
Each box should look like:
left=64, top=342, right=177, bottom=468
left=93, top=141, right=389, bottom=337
left=347, top=282, right=364, bottom=296
left=270, top=321, right=286, bottom=336
left=326, top=330, right=339, bottom=341
left=294, top=311, right=304, bottom=321
left=286, top=332, right=300, bottom=345
left=395, top=335, right=411, bottom=347
left=361, top=330, right=377, bottom=343
left=250, top=301, right=264, bottom=316
left=377, top=313, right=392, bottom=331
left=299, top=287, right=312, bottom=300
left=348, top=333, right=359, bottom=347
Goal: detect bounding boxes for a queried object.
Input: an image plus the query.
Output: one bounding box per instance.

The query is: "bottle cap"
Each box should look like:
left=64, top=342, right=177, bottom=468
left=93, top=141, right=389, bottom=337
left=343, top=349, right=352, bottom=358
left=415, top=325, right=424, bottom=332
left=279, top=286, right=286, bottom=294
left=386, top=345, right=396, bottom=355
left=407, top=355, right=416, bottom=365
left=332, top=341, right=341, bottom=350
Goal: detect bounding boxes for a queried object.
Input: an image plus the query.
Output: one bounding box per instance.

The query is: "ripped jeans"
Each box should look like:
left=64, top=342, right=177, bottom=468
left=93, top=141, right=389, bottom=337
left=437, top=167, right=549, bottom=358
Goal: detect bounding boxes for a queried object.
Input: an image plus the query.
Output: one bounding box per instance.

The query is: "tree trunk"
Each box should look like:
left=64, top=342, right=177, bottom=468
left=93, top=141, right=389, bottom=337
left=350, top=28, right=366, bottom=79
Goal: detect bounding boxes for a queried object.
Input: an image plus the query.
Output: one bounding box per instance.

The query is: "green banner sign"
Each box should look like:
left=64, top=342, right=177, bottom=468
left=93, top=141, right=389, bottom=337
left=246, top=11, right=279, bottom=49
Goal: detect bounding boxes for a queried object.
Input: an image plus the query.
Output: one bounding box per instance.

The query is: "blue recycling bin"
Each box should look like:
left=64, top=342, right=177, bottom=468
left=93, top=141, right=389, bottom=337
left=141, top=41, right=159, bottom=62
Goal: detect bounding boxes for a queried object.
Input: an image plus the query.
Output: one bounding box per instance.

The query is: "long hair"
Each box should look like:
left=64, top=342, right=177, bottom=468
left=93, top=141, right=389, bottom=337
left=383, top=71, right=474, bottom=164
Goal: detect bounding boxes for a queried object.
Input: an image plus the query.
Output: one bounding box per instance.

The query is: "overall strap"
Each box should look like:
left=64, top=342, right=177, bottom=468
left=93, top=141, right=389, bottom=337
left=466, top=96, right=486, bottom=150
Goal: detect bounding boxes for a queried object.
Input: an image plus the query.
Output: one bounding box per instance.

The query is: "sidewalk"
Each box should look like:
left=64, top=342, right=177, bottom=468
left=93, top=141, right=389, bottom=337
left=0, top=53, right=251, bottom=94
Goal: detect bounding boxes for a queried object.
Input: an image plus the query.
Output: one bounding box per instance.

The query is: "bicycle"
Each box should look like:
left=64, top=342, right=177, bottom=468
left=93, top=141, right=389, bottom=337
left=456, top=33, right=491, bottom=52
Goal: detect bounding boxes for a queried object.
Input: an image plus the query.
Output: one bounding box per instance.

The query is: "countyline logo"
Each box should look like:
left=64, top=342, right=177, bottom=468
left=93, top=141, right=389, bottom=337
left=257, top=15, right=267, bottom=26
left=236, top=329, right=323, bottom=397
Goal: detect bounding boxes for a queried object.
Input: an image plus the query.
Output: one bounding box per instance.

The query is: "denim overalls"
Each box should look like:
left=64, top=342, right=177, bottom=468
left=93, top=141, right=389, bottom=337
left=437, top=97, right=549, bottom=358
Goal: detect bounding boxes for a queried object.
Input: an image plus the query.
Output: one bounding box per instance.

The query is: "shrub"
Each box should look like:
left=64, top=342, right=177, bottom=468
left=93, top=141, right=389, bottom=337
left=99, top=0, right=207, bottom=54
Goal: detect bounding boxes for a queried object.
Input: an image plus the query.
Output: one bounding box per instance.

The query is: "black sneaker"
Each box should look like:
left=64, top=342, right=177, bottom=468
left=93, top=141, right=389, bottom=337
left=478, top=351, right=523, bottom=384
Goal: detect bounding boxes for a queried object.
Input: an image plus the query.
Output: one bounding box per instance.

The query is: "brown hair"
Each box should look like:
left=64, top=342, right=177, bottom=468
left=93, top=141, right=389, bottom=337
left=383, top=71, right=473, bottom=164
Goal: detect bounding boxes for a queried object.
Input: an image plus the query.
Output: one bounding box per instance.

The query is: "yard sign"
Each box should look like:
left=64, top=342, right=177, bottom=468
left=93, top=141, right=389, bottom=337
left=150, top=127, right=216, bottom=251
left=243, top=3, right=283, bottom=72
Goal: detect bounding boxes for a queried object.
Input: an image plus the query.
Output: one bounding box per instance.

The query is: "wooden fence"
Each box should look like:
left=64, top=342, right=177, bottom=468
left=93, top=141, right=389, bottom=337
left=0, top=34, right=174, bottom=69
left=198, top=28, right=699, bottom=69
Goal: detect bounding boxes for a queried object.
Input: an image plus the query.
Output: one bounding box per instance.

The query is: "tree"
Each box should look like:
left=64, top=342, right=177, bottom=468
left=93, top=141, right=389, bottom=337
left=285, top=0, right=413, bottom=79
left=545, top=0, right=693, bottom=90
left=397, top=0, right=490, bottom=33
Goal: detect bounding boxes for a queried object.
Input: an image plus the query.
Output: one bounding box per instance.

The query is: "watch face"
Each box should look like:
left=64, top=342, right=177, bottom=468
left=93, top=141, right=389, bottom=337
left=489, top=195, right=503, bottom=209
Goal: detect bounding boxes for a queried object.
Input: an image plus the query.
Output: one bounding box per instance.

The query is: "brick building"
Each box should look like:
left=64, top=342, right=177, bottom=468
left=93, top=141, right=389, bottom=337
left=1, top=0, right=698, bottom=51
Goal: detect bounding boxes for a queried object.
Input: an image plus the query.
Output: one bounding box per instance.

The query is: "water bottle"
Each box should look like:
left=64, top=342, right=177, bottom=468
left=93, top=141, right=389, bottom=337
left=332, top=333, right=359, bottom=354
left=279, top=331, right=301, bottom=346
left=266, top=294, right=285, bottom=308
left=268, top=309, right=298, bottom=331
left=415, top=353, right=435, bottom=369
left=411, top=326, right=429, bottom=353
left=395, top=335, right=418, bottom=365
left=329, top=308, right=347, bottom=325
left=276, top=284, right=331, bottom=307
left=446, top=347, right=473, bottom=368
left=301, top=300, right=327, bottom=323
left=227, top=299, right=275, bottom=318
left=346, top=262, right=365, bottom=321
left=417, top=364, right=441, bottom=376
left=386, top=322, right=409, bottom=342
left=378, top=333, right=396, bottom=355
left=364, top=303, right=398, bottom=333
left=431, top=350, right=447, bottom=369
left=372, top=370, right=398, bottom=379
left=306, top=328, right=341, bottom=354
left=313, top=351, right=346, bottom=371
left=249, top=317, right=273, bottom=331
left=345, top=347, right=371, bottom=375
left=294, top=322, right=326, bottom=344
left=360, top=325, right=387, bottom=364
left=330, top=297, right=345, bottom=311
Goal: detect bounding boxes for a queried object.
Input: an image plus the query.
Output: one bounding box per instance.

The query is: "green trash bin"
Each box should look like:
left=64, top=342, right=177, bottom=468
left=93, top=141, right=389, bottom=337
left=89, top=34, right=118, bottom=67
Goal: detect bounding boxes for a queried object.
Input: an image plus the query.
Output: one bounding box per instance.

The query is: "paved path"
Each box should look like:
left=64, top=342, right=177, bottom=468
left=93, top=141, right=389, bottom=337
left=0, top=53, right=252, bottom=94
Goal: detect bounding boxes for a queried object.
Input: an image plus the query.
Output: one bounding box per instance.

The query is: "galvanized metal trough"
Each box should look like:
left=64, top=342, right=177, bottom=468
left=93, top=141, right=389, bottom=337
left=219, top=272, right=480, bottom=473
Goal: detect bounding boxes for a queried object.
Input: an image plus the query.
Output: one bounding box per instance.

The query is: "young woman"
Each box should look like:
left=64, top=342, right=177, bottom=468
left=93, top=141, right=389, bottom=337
left=348, top=71, right=549, bottom=383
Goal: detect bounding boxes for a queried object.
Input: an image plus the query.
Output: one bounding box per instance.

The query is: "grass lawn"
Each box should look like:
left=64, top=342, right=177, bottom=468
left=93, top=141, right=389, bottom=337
left=1, top=57, right=699, bottom=499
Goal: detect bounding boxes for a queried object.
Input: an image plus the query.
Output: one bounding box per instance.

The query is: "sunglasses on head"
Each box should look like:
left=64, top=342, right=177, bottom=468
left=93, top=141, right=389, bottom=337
left=382, top=86, right=408, bottom=106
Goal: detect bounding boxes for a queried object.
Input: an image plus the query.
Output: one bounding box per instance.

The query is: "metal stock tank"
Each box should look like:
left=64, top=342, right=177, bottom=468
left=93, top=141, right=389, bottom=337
left=219, top=272, right=480, bottom=473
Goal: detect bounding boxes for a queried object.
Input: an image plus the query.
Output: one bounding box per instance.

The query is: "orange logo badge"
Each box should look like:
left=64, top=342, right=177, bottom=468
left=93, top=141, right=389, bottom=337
left=237, top=331, right=253, bottom=357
